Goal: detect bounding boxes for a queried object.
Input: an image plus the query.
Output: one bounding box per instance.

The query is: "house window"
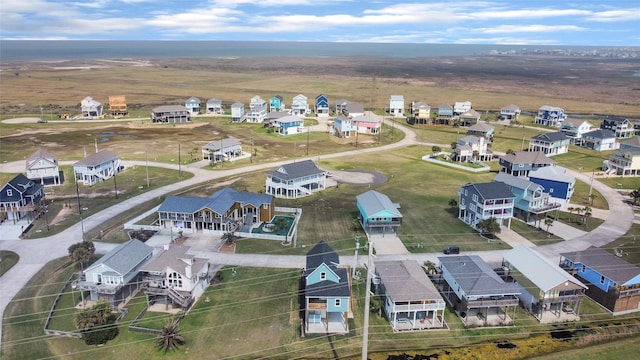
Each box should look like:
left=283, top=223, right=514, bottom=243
left=320, top=272, right=326, bottom=280
left=168, top=272, right=183, bottom=288
left=600, top=275, right=605, bottom=284
left=335, top=299, right=341, bottom=307
left=549, top=188, right=554, bottom=193
left=472, top=194, right=478, bottom=202
left=464, top=189, right=468, bottom=196
left=581, top=265, right=586, bottom=273
left=6, top=189, right=12, bottom=196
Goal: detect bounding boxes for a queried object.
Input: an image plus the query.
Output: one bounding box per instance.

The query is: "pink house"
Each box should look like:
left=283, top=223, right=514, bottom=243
left=353, top=114, right=382, bottom=135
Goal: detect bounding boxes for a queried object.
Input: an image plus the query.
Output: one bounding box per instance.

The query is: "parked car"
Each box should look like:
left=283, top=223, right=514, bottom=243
left=443, top=246, right=460, bottom=255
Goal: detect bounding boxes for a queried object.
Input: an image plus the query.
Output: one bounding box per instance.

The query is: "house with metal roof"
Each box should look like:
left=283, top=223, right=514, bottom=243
left=353, top=113, right=382, bottom=135
left=151, top=105, right=191, bottom=123
left=230, top=102, right=245, bottom=122
left=535, top=105, right=567, bottom=127
left=206, top=98, right=223, bottom=115
left=458, top=182, right=515, bottom=230
left=356, top=190, right=402, bottom=234
left=304, top=240, right=351, bottom=334
left=528, top=166, right=575, bottom=210
left=437, top=255, right=520, bottom=327
left=561, top=118, right=593, bottom=144
left=185, top=96, right=201, bottom=115
left=266, top=160, right=328, bottom=199
left=157, top=187, right=275, bottom=234
left=246, top=95, right=267, bottom=123
left=269, top=95, right=284, bottom=112
left=494, top=172, right=560, bottom=222
left=73, top=149, right=121, bottom=186
left=388, top=95, right=404, bottom=117
left=291, top=94, right=310, bottom=117
left=453, top=101, right=472, bottom=116
left=343, top=102, right=365, bottom=118
left=410, top=101, right=431, bottom=124
left=580, top=129, right=618, bottom=151
left=466, top=122, right=494, bottom=142
left=560, top=246, right=640, bottom=315
left=77, top=239, right=153, bottom=307
left=272, top=115, right=304, bottom=135
left=620, top=136, right=640, bottom=152
left=26, top=148, right=61, bottom=186
left=502, top=246, right=586, bottom=323
left=374, top=260, right=446, bottom=331
left=80, top=96, right=103, bottom=119
left=202, top=138, right=243, bottom=164
left=528, top=131, right=570, bottom=156
left=141, top=244, right=210, bottom=309
left=499, top=151, right=556, bottom=177
left=436, top=103, right=454, bottom=125
left=0, top=173, right=45, bottom=223
left=500, top=104, right=521, bottom=120
left=315, top=94, right=329, bottom=117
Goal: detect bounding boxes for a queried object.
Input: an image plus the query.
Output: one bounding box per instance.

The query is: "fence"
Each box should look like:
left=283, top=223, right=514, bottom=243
left=422, top=154, right=491, bottom=173
left=124, top=205, right=161, bottom=230
left=43, top=272, right=83, bottom=338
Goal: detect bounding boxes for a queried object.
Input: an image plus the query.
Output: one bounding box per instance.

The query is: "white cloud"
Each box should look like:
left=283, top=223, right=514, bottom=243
left=457, top=37, right=559, bottom=45
left=480, top=25, right=587, bottom=34
left=588, top=9, right=640, bottom=22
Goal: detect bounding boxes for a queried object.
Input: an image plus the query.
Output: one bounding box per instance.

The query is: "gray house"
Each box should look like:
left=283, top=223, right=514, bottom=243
left=265, top=160, right=328, bottom=199
left=438, top=255, right=520, bottom=327
left=202, top=138, right=243, bottom=163
left=76, top=239, right=153, bottom=307
left=502, top=246, right=586, bottom=323
left=374, top=260, right=446, bottom=331
left=458, top=182, right=515, bottom=230
left=528, top=131, right=570, bottom=156
left=151, top=105, right=191, bottom=123
left=499, top=151, right=556, bottom=177
left=206, top=98, right=223, bottom=114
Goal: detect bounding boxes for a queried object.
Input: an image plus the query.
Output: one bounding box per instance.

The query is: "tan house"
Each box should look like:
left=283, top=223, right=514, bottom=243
left=108, top=95, right=128, bottom=117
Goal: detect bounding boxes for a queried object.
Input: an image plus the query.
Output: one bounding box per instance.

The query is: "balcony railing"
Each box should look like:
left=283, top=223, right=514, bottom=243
left=465, top=297, right=519, bottom=308
left=392, top=302, right=446, bottom=312
left=530, top=202, right=562, bottom=214
left=542, top=294, right=583, bottom=304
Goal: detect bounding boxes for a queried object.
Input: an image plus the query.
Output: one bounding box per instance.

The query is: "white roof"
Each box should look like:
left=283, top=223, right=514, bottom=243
left=528, top=166, right=575, bottom=184
left=503, top=246, right=586, bottom=292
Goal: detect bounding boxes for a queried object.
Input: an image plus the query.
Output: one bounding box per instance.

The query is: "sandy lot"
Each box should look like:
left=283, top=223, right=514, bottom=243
left=327, top=169, right=387, bottom=186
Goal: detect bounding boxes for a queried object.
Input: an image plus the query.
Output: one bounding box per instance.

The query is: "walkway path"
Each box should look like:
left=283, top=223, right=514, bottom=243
left=0, top=119, right=635, bottom=346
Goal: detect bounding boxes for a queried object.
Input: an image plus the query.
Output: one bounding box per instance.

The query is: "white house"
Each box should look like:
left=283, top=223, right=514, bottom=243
left=454, top=135, right=492, bottom=162
left=453, top=101, right=472, bottom=115
left=231, top=102, right=245, bottom=122
left=561, top=118, right=593, bottom=144
left=206, top=98, right=223, bottom=115
left=290, top=94, right=310, bottom=117
left=388, top=95, right=404, bottom=117
left=25, top=149, right=61, bottom=186
left=246, top=96, right=267, bottom=123
left=500, top=104, right=521, bottom=120
left=266, top=160, right=328, bottom=199
left=80, top=96, right=103, bottom=119
left=202, top=138, right=243, bottom=163
left=141, top=244, right=210, bottom=309
left=73, top=150, right=121, bottom=186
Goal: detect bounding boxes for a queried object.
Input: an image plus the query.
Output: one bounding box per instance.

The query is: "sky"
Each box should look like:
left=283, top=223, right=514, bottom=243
left=1, top=0, right=640, bottom=45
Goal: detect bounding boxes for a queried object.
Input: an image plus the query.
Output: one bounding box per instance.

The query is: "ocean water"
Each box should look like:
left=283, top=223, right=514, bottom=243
left=0, top=40, right=627, bottom=62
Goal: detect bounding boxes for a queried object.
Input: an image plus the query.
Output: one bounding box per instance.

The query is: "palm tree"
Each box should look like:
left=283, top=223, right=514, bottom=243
left=431, top=145, right=441, bottom=154
left=450, top=142, right=457, bottom=150
left=68, top=241, right=95, bottom=271
left=544, top=217, right=554, bottom=234
left=156, top=322, right=185, bottom=354
left=472, top=150, right=480, bottom=163
left=629, top=188, right=640, bottom=205
left=567, top=207, right=575, bottom=223
left=506, top=149, right=515, bottom=155
left=423, top=260, right=437, bottom=275
left=574, top=207, right=584, bottom=224
left=589, top=193, right=598, bottom=206
left=583, top=206, right=592, bottom=227
left=477, top=217, right=501, bottom=238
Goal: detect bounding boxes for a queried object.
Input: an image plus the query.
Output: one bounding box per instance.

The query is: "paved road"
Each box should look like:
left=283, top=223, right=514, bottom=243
left=0, top=119, right=634, bottom=346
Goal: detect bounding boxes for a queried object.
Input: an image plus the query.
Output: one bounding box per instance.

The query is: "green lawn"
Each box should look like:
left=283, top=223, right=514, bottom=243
left=509, top=219, right=565, bottom=246
left=0, top=251, right=19, bottom=277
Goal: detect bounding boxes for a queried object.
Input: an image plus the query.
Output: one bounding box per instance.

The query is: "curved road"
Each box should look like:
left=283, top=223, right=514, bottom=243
left=0, top=119, right=634, bottom=346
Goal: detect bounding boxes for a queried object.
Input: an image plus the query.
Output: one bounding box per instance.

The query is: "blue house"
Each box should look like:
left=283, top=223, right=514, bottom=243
left=494, top=172, right=560, bottom=223
left=561, top=246, right=640, bottom=315
left=185, top=96, right=201, bottom=115
left=535, top=105, right=567, bottom=127
left=356, top=190, right=402, bottom=234
left=332, top=115, right=357, bottom=138
left=528, top=166, right=575, bottom=210
left=272, top=115, right=304, bottom=135
left=436, top=103, right=454, bottom=125
left=304, top=240, right=351, bottom=334
left=315, top=94, right=329, bottom=117
left=269, top=95, right=284, bottom=112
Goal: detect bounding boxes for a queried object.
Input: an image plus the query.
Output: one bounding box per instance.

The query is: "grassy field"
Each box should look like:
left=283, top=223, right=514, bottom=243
left=0, top=251, right=19, bottom=277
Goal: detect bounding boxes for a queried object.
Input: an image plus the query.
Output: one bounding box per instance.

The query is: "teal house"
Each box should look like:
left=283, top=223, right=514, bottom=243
left=356, top=190, right=402, bottom=234
left=304, top=240, right=351, bottom=334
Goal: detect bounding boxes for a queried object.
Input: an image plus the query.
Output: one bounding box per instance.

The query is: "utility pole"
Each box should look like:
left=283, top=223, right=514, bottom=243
left=589, top=169, right=595, bottom=197
left=250, top=137, right=254, bottom=164
left=146, top=150, right=150, bottom=188
left=520, top=134, right=525, bottom=151
left=112, top=162, right=118, bottom=199
left=361, top=240, right=373, bottom=360
left=352, top=233, right=360, bottom=279
left=306, top=127, right=310, bottom=155
left=178, top=143, right=182, bottom=178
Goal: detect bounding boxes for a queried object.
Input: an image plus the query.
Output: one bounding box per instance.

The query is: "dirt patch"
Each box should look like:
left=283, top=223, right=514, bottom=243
left=330, top=170, right=387, bottom=185
left=49, top=206, right=74, bottom=226
left=219, top=242, right=236, bottom=253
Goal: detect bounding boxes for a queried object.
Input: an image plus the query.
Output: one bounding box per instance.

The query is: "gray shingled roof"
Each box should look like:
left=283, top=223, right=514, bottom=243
left=502, top=104, right=520, bottom=111
left=583, top=129, right=616, bottom=139
left=158, top=187, right=273, bottom=215
left=267, top=159, right=324, bottom=181
left=345, top=102, right=364, bottom=114
left=531, top=131, right=568, bottom=143
left=375, top=260, right=443, bottom=302
left=356, top=190, right=402, bottom=219
left=500, top=151, right=556, bottom=166
left=463, top=182, right=515, bottom=200
left=504, top=246, right=586, bottom=292
left=26, top=148, right=58, bottom=168
left=86, top=239, right=152, bottom=276
left=1, top=174, right=42, bottom=202
left=438, top=255, right=521, bottom=297
left=621, top=136, right=640, bottom=149
left=468, top=122, right=494, bottom=132
left=561, top=246, right=640, bottom=285
left=74, top=149, right=118, bottom=167
left=305, top=240, right=339, bottom=271
left=305, top=240, right=351, bottom=297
